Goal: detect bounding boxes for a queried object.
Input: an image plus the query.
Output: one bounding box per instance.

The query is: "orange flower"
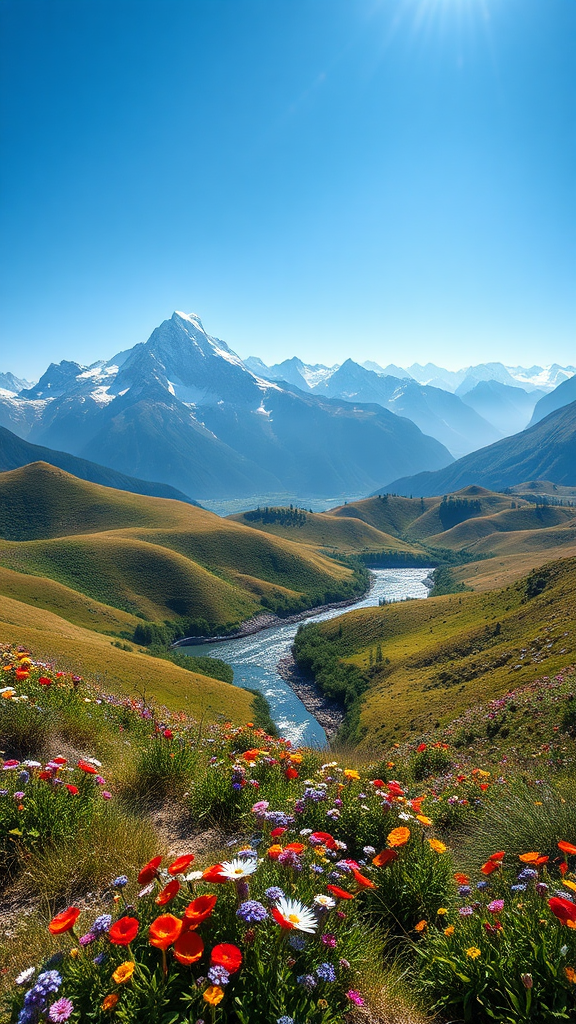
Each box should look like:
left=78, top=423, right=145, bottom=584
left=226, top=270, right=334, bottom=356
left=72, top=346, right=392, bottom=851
left=416, top=815, right=433, bottom=827
left=489, top=851, right=506, bottom=861
left=428, top=838, right=447, bottom=854
left=211, top=942, right=243, bottom=974
left=48, top=907, right=80, bottom=935
left=565, top=966, right=576, bottom=984
left=284, top=842, right=305, bottom=855
left=559, top=842, right=576, bottom=856
left=109, top=917, right=139, bottom=946
left=414, top=920, right=427, bottom=932
left=352, top=868, right=377, bottom=889
left=112, top=961, right=135, bottom=984
left=138, top=856, right=163, bottom=884
left=326, top=884, right=355, bottom=900
left=155, top=879, right=180, bottom=906
left=102, top=994, right=119, bottom=1011
left=481, top=859, right=500, bottom=875
left=444, top=925, right=455, bottom=937
left=387, top=827, right=410, bottom=848
left=168, top=854, right=195, bottom=875
left=519, top=852, right=541, bottom=864
left=454, top=873, right=470, bottom=885
left=173, top=929, right=204, bottom=966
left=149, top=914, right=183, bottom=950
left=184, top=894, right=217, bottom=927
left=203, top=985, right=224, bottom=1005
left=266, top=844, right=284, bottom=860
left=242, top=748, right=260, bottom=761
left=284, top=767, right=299, bottom=779
left=202, top=863, right=228, bottom=883
left=372, top=849, right=398, bottom=868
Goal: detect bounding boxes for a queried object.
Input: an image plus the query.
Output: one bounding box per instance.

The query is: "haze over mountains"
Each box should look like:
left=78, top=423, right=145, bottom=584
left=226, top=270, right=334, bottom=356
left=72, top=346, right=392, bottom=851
left=1, top=311, right=573, bottom=502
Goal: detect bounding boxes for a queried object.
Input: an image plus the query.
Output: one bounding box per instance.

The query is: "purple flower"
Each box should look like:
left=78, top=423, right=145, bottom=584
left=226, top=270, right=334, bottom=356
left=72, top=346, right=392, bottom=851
left=297, top=973, right=317, bottom=991
left=93, top=952, right=106, bottom=965
left=288, top=934, right=306, bottom=951
left=265, top=886, right=285, bottom=904
left=517, top=867, right=538, bottom=882
left=91, top=914, right=111, bottom=935
left=321, top=933, right=337, bottom=947
left=458, top=885, right=471, bottom=897
left=347, top=990, right=365, bottom=1006
left=339, top=958, right=351, bottom=970
left=48, top=998, right=74, bottom=1022
left=207, top=965, right=230, bottom=986
left=278, top=849, right=302, bottom=870
left=14, top=791, right=25, bottom=801
left=459, top=906, right=474, bottom=916
left=316, top=962, right=336, bottom=982
left=18, top=771, right=30, bottom=785
left=535, top=882, right=549, bottom=896
left=511, top=884, right=527, bottom=892
left=102, top=791, right=112, bottom=800
left=237, top=900, right=268, bottom=923
left=79, top=933, right=95, bottom=947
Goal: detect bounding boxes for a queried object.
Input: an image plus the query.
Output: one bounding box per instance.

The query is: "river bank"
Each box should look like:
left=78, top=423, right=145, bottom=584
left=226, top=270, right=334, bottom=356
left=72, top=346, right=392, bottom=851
left=172, top=586, right=373, bottom=647
left=276, top=653, right=345, bottom=740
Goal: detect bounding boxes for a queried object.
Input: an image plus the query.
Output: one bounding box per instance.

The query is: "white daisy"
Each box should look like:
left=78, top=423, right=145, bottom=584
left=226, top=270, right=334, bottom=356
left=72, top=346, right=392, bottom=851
left=275, top=896, right=317, bottom=933
left=15, top=967, right=35, bottom=986
left=314, top=894, right=336, bottom=910
left=219, top=857, right=259, bottom=880
left=184, top=870, right=203, bottom=881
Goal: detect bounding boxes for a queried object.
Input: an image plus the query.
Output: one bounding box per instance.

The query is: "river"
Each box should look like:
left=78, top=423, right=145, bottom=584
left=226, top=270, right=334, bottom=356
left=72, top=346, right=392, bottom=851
left=177, top=568, right=432, bottom=747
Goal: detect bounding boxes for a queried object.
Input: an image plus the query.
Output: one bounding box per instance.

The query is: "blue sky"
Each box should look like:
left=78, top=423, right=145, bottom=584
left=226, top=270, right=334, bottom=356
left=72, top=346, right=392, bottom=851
left=0, top=0, right=574, bottom=379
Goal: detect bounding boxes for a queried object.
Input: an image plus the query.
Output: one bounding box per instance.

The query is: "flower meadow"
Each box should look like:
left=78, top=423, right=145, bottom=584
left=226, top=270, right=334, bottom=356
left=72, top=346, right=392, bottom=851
left=2, top=646, right=576, bottom=1022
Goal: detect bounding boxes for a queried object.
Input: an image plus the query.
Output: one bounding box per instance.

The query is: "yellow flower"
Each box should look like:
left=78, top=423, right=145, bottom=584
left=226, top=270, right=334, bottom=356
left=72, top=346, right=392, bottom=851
left=565, top=966, right=576, bottom=985
left=70, top=948, right=79, bottom=959
left=466, top=947, right=481, bottom=959
left=563, top=880, right=576, bottom=893
left=414, top=919, right=427, bottom=932
left=102, top=994, right=119, bottom=1011
left=344, top=769, right=360, bottom=781
left=204, top=985, right=225, bottom=1005
left=437, top=907, right=448, bottom=916
left=387, top=761, right=395, bottom=768
left=416, top=814, right=433, bottom=826
left=317, top=999, right=328, bottom=1009
left=428, top=838, right=447, bottom=854
left=112, top=961, right=135, bottom=984
left=444, top=925, right=455, bottom=936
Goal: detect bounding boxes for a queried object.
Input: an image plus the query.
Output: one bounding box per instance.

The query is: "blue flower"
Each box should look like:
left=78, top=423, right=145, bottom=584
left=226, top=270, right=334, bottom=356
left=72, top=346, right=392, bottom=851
left=277, top=1018, right=295, bottom=1024
left=510, top=884, right=527, bottom=892
left=207, top=965, right=230, bottom=986
left=316, top=962, right=336, bottom=982
left=236, top=900, right=268, bottom=923
left=112, top=875, right=128, bottom=888
left=265, top=886, right=285, bottom=903
left=297, top=973, right=317, bottom=991
left=91, top=914, right=112, bottom=935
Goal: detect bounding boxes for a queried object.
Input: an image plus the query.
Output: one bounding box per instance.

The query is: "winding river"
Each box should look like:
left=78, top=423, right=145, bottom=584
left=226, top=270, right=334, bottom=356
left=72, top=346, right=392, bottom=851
left=178, top=568, right=432, bottom=747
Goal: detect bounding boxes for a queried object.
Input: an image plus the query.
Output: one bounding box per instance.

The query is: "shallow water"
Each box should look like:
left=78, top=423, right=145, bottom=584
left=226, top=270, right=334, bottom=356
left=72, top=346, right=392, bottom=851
left=178, top=568, right=432, bottom=747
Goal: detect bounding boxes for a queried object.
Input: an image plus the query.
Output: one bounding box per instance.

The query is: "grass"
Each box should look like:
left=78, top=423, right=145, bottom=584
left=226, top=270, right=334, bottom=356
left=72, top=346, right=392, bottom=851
left=293, top=555, right=576, bottom=746
left=230, top=505, right=420, bottom=555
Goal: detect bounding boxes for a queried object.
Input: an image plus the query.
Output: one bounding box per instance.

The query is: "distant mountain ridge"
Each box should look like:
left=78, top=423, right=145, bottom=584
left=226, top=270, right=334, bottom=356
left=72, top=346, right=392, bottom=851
left=0, top=312, right=452, bottom=500
left=376, top=400, right=576, bottom=497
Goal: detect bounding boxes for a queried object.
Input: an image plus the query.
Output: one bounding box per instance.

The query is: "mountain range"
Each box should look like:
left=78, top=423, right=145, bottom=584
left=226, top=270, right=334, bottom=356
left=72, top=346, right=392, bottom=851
left=0, top=313, right=452, bottom=500
left=377, top=400, right=576, bottom=497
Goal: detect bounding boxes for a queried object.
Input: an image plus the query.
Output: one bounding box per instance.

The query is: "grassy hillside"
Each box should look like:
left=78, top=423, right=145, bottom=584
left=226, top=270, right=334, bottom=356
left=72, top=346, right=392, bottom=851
left=0, top=594, right=254, bottom=720
left=0, top=463, right=365, bottom=635
left=229, top=505, right=420, bottom=555
left=293, top=556, right=576, bottom=747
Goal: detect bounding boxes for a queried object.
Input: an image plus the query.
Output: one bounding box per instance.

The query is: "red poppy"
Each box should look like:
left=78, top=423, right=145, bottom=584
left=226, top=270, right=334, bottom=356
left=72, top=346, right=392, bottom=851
left=65, top=784, right=79, bottom=796
left=270, top=827, right=287, bottom=838
left=417, top=743, right=427, bottom=753
left=38, top=677, right=52, bottom=686
left=168, top=854, right=195, bottom=876
left=272, top=906, right=294, bottom=929
left=48, top=907, right=81, bottom=935
left=454, top=872, right=470, bottom=885
left=242, top=748, right=260, bottom=761
left=310, top=831, right=337, bottom=850
left=372, top=779, right=385, bottom=788
left=480, top=860, right=500, bottom=875
left=211, top=942, right=242, bottom=973
left=138, top=855, right=163, bottom=884
left=559, top=841, right=576, bottom=856
left=109, top=917, right=140, bottom=945
left=173, top=929, right=204, bottom=965
left=149, top=914, right=182, bottom=950
left=560, top=862, right=569, bottom=876
left=202, top=863, right=228, bottom=883
left=535, top=855, right=549, bottom=866
left=372, top=849, right=398, bottom=868
left=326, top=884, right=355, bottom=900
left=285, top=767, right=298, bottom=780
left=352, top=868, right=377, bottom=889
left=549, top=896, right=576, bottom=925
left=184, top=894, right=217, bottom=928
left=284, top=842, right=305, bottom=855
left=52, top=757, right=67, bottom=765
left=156, top=879, right=180, bottom=906
left=77, top=760, right=97, bottom=774
left=489, top=851, right=506, bottom=861
left=163, top=728, right=173, bottom=739
left=38, top=770, right=53, bottom=781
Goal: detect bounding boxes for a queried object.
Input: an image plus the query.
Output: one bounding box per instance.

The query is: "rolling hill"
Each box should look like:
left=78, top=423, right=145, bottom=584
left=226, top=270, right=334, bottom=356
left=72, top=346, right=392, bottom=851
left=228, top=506, right=421, bottom=556
left=377, top=400, right=576, bottom=496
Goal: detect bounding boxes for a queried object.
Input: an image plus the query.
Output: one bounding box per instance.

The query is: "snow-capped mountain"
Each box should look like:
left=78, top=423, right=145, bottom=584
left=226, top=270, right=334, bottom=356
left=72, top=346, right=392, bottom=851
left=0, top=312, right=452, bottom=500
left=0, top=371, right=35, bottom=397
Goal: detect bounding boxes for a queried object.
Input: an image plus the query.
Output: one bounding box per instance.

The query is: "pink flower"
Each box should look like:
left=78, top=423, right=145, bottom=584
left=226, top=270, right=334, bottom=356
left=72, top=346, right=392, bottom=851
left=347, top=990, right=365, bottom=1006
left=102, top=791, right=112, bottom=800
left=487, top=899, right=504, bottom=913
left=321, top=933, right=337, bottom=947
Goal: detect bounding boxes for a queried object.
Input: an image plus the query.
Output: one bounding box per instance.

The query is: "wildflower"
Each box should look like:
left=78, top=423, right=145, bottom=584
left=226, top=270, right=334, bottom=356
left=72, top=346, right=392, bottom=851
left=459, top=906, right=474, bottom=916
left=429, top=838, right=447, bottom=854
left=93, top=953, right=106, bottom=966
left=519, top=851, right=541, bottom=864
left=466, top=947, right=481, bottom=959
left=372, top=849, right=398, bottom=868
left=511, top=884, right=527, bottom=892
left=91, top=914, right=112, bottom=936
left=347, top=990, right=365, bottom=1006
left=203, top=985, right=224, bottom=1005
left=149, top=915, right=182, bottom=949
left=444, top=925, right=455, bottom=936
left=112, top=962, right=135, bottom=984
left=387, top=827, right=410, bottom=847
left=326, top=884, right=354, bottom=900
left=565, top=967, right=576, bottom=984
left=112, top=876, right=128, bottom=889
left=236, top=900, right=268, bottom=923
left=536, top=882, right=549, bottom=896
left=277, top=1018, right=295, bottom=1024
left=264, top=886, right=285, bottom=903
left=168, top=854, right=195, bottom=875
left=314, top=894, right=336, bottom=910
left=363, top=845, right=376, bottom=857
left=15, top=968, right=35, bottom=985
left=211, top=943, right=242, bottom=973
left=155, top=879, right=180, bottom=906
left=316, top=962, right=336, bottom=982
left=521, top=974, right=533, bottom=989
left=414, top=920, right=427, bottom=932
left=297, top=973, right=317, bottom=990
left=174, top=931, right=204, bottom=966
left=208, top=965, right=230, bottom=986
left=549, top=896, right=576, bottom=926
left=48, top=998, right=74, bottom=1022
left=272, top=897, right=317, bottom=933
left=102, top=994, right=119, bottom=1011
left=559, top=842, right=576, bottom=856
left=77, top=760, right=97, bottom=774
left=79, top=933, right=95, bottom=947
left=487, top=899, right=504, bottom=913
left=137, top=856, right=162, bottom=885
left=109, top=917, right=139, bottom=945
left=437, top=908, right=448, bottom=916
left=416, top=815, right=433, bottom=826
left=184, top=894, right=217, bottom=926
left=202, top=863, right=228, bottom=883
left=322, top=933, right=337, bottom=947
left=48, top=908, right=80, bottom=935
left=288, top=934, right=306, bottom=951
left=310, top=831, right=337, bottom=850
